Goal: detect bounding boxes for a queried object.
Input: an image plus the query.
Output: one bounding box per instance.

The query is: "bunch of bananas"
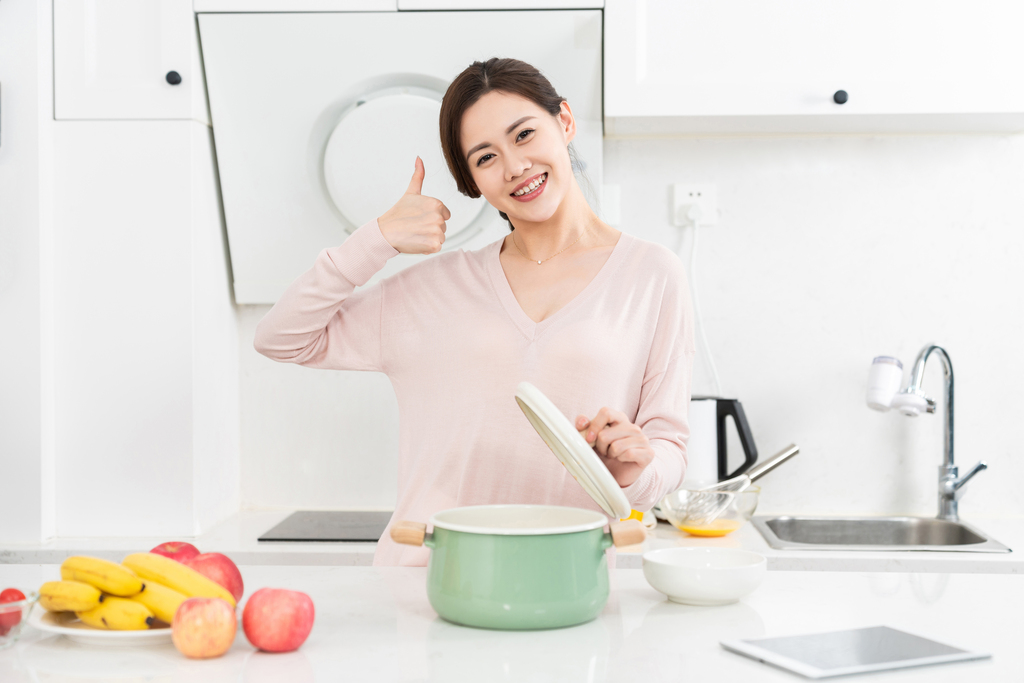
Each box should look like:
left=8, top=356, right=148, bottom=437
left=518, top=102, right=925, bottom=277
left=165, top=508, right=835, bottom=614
left=38, top=554, right=236, bottom=631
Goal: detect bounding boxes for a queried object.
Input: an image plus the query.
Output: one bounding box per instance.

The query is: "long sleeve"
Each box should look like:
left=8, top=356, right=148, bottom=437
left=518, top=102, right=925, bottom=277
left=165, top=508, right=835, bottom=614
left=620, top=254, right=697, bottom=511
left=253, top=217, right=400, bottom=373
left=621, top=351, right=695, bottom=510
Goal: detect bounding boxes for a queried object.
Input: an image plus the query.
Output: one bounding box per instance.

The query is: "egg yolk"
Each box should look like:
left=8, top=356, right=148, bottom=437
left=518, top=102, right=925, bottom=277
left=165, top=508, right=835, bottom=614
left=676, top=519, right=743, bottom=537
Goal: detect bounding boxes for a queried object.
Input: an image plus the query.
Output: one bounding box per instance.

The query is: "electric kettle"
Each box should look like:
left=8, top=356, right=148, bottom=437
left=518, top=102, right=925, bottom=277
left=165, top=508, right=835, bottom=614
left=682, top=397, right=759, bottom=488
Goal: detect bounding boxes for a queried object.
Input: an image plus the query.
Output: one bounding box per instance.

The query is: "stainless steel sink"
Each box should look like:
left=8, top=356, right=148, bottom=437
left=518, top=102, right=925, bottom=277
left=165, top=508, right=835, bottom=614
left=752, top=516, right=1011, bottom=553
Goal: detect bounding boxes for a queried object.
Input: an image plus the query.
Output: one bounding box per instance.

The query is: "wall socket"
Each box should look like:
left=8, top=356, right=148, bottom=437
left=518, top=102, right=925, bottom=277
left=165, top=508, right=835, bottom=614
left=672, top=184, right=719, bottom=226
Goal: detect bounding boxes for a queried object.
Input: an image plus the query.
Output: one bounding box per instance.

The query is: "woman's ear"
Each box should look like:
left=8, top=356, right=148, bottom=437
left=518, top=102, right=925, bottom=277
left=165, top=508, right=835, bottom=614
left=558, top=100, right=577, bottom=145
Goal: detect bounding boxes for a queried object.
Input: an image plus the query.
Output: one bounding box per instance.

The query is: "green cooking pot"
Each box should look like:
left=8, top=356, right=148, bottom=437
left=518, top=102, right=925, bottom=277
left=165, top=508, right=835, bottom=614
left=391, top=504, right=647, bottom=630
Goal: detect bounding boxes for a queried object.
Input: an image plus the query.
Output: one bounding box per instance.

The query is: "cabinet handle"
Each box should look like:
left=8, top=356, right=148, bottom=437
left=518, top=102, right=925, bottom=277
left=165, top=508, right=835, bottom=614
left=166, top=71, right=182, bottom=86
left=833, top=89, right=848, bottom=104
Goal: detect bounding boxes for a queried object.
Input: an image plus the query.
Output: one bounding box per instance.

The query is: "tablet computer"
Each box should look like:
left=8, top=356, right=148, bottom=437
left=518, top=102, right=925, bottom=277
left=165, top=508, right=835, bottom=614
left=721, top=625, right=990, bottom=679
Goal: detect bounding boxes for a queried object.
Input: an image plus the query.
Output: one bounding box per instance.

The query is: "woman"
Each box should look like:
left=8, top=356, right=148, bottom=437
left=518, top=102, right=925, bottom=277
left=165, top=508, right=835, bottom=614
left=254, top=57, right=696, bottom=567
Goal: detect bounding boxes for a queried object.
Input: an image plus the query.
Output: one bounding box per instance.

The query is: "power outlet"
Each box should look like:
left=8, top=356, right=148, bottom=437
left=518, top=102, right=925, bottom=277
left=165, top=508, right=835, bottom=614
left=672, top=184, right=718, bottom=227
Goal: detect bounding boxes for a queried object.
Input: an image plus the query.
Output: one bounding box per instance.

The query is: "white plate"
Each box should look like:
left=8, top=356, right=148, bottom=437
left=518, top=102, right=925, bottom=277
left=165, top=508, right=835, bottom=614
left=28, top=605, right=174, bottom=647
left=514, top=381, right=632, bottom=520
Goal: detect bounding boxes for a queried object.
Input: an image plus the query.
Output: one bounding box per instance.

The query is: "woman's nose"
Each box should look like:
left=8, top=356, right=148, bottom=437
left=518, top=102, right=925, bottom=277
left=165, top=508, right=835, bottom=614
left=505, top=159, right=530, bottom=183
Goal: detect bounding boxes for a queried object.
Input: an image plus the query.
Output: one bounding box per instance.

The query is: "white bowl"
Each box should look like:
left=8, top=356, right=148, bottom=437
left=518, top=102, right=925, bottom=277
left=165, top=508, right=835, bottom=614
left=642, top=547, right=766, bottom=605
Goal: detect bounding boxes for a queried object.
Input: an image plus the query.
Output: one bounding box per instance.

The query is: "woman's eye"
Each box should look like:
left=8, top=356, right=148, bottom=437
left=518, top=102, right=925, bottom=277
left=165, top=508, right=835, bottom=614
left=474, top=130, right=533, bottom=166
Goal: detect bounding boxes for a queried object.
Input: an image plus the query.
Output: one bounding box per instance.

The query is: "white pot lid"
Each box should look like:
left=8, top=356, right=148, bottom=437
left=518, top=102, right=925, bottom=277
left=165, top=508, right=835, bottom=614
left=514, top=382, right=632, bottom=520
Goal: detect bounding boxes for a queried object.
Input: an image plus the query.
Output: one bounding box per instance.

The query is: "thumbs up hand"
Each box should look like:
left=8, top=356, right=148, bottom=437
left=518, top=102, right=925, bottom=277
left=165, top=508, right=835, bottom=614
left=377, top=156, right=452, bottom=255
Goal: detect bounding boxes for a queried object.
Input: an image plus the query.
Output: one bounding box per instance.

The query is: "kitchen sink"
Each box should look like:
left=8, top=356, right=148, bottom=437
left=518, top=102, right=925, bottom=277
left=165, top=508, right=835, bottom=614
left=752, top=516, right=1011, bottom=553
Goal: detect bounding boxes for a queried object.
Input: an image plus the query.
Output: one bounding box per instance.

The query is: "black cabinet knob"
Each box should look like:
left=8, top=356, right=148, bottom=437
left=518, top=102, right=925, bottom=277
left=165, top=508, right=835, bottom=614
left=166, top=71, right=182, bottom=86
left=833, top=89, right=848, bottom=104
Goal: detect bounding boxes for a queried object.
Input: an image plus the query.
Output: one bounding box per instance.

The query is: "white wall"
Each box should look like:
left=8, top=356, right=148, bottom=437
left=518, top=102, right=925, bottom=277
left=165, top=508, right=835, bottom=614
left=604, top=133, right=1024, bottom=520
left=239, top=132, right=1024, bottom=521
left=237, top=309, right=399, bottom=511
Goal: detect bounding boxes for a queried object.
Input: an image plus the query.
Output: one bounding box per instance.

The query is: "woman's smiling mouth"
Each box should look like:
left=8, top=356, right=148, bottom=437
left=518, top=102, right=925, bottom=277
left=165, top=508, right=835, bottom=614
left=510, top=172, right=548, bottom=201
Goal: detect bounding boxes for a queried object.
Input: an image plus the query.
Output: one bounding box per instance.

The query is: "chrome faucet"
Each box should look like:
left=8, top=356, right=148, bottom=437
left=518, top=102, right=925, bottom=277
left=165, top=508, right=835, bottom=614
left=895, top=344, right=988, bottom=521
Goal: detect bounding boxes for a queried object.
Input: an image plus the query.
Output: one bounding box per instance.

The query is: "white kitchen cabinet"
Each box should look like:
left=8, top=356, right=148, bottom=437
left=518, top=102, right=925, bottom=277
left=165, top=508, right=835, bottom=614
left=604, top=0, right=1024, bottom=134
left=54, top=0, right=208, bottom=123
left=52, top=120, right=238, bottom=537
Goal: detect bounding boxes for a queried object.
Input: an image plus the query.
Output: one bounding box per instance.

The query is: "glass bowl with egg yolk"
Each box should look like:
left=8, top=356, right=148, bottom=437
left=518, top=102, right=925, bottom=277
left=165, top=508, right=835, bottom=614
left=660, top=486, right=760, bottom=537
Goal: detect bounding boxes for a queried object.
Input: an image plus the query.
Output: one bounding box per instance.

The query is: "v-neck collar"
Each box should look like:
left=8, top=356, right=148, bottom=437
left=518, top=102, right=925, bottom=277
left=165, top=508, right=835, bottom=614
left=487, top=230, right=634, bottom=341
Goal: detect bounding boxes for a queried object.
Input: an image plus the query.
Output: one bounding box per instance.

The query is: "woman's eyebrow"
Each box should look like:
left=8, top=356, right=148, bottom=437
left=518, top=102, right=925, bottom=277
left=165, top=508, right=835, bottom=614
left=465, top=116, right=537, bottom=161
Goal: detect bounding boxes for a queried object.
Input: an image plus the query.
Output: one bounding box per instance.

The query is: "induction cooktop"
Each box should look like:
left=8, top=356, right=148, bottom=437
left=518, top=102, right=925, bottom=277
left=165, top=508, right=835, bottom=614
left=257, top=511, right=393, bottom=542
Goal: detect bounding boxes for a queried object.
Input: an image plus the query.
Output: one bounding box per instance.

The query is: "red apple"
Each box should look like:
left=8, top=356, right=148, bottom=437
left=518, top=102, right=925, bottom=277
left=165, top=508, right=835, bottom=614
left=172, top=597, right=236, bottom=659
left=185, top=553, right=244, bottom=603
left=0, top=588, right=26, bottom=636
left=150, top=541, right=201, bottom=564
left=242, top=588, right=314, bottom=653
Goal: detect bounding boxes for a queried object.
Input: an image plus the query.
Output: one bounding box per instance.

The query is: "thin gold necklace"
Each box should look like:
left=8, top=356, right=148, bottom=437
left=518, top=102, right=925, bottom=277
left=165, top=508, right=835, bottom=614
left=512, top=226, right=587, bottom=265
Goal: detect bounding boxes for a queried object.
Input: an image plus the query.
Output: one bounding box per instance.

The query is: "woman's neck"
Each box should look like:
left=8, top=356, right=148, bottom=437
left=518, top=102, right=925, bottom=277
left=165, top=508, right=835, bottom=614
left=507, top=181, right=605, bottom=257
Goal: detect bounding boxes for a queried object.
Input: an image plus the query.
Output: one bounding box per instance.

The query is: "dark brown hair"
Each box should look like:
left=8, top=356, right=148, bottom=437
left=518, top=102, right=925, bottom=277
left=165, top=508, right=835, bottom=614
left=439, top=57, right=590, bottom=231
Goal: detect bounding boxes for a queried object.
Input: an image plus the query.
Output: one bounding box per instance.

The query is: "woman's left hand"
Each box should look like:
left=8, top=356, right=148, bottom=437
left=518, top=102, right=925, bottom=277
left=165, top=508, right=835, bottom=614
left=575, top=408, right=654, bottom=488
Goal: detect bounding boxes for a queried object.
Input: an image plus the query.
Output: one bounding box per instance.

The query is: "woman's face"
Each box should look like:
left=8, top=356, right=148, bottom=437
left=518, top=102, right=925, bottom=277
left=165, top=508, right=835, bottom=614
left=461, top=90, right=577, bottom=223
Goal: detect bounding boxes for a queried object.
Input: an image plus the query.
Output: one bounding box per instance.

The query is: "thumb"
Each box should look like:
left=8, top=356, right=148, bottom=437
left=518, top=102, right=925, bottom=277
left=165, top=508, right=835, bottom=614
left=405, top=156, right=425, bottom=195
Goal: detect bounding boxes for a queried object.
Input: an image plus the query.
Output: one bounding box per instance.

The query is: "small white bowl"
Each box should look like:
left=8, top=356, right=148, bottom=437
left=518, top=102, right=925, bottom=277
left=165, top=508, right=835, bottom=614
left=642, top=547, right=766, bottom=605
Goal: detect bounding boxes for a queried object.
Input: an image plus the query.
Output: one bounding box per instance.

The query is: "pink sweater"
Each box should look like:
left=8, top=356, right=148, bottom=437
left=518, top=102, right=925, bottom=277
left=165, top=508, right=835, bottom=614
left=254, top=217, right=696, bottom=566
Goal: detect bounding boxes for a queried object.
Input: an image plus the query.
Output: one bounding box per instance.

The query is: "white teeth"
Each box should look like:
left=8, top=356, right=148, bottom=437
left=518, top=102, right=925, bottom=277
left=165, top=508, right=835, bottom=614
left=514, top=173, right=547, bottom=196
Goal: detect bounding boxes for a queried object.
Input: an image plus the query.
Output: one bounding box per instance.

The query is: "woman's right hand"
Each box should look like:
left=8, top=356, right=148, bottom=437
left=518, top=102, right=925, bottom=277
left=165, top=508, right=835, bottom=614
left=377, top=156, right=452, bottom=255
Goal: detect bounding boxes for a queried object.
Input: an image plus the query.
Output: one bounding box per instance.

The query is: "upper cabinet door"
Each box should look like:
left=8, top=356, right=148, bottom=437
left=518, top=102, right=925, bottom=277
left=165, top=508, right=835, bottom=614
left=54, top=0, right=203, bottom=121
left=605, top=0, right=1024, bottom=134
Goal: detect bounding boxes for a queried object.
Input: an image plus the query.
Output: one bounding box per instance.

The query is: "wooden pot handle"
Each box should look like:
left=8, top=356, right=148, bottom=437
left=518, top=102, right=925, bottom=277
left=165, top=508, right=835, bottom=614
left=609, top=519, right=647, bottom=547
left=579, top=427, right=645, bottom=545
left=390, top=521, right=427, bottom=546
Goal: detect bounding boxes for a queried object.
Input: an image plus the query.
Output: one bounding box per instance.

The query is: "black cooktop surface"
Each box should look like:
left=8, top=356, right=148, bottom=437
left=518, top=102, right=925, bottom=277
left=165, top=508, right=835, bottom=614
left=257, top=510, right=393, bottom=542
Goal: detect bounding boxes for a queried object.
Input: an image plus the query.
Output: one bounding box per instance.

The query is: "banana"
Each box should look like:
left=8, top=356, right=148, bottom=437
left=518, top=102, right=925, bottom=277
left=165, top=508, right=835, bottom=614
left=76, top=596, right=154, bottom=630
left=129, top=581, right=187, bottom=624
left=38, top=580, right=104, bottom=612
left=121, top=553, right=236, bottom=608
left=61, top=556, right=143, bottom=597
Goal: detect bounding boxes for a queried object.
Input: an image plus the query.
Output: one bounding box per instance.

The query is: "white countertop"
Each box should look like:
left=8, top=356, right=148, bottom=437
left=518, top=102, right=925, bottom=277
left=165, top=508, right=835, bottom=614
left=2, top=510, right=1021, bottom=574
left=0, top=563, right=1018, bottom=682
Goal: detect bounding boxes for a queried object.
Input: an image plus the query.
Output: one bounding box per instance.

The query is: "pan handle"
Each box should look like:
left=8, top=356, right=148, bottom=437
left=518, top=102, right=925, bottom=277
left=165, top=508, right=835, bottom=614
left=608, top=519, right=647, bottom=548
left=390, top=521, right=428, bottom=546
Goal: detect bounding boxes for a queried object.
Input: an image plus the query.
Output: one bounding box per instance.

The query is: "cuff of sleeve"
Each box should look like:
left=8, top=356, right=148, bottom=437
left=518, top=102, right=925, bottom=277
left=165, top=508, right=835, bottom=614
left=619, top=463, right=661, bottom=511
left=325, top=217, right=400, bottom=287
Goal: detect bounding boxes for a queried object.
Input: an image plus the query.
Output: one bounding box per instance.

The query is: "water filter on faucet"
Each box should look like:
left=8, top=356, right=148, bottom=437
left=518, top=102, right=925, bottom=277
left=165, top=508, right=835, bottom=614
left=866, top=356, right=904, bottom=411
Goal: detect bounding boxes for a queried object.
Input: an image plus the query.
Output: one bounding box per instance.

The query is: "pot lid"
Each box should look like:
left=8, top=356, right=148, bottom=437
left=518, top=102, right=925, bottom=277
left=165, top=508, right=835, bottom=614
left=514, top=382, right=632, bottom=520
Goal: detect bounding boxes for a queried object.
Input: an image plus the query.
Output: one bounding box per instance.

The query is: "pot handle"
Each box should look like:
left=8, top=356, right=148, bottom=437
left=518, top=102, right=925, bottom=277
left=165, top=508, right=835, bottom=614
left=390, top=521, right=427, bottom=546
left=609, top=519, right=647, bottom=547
